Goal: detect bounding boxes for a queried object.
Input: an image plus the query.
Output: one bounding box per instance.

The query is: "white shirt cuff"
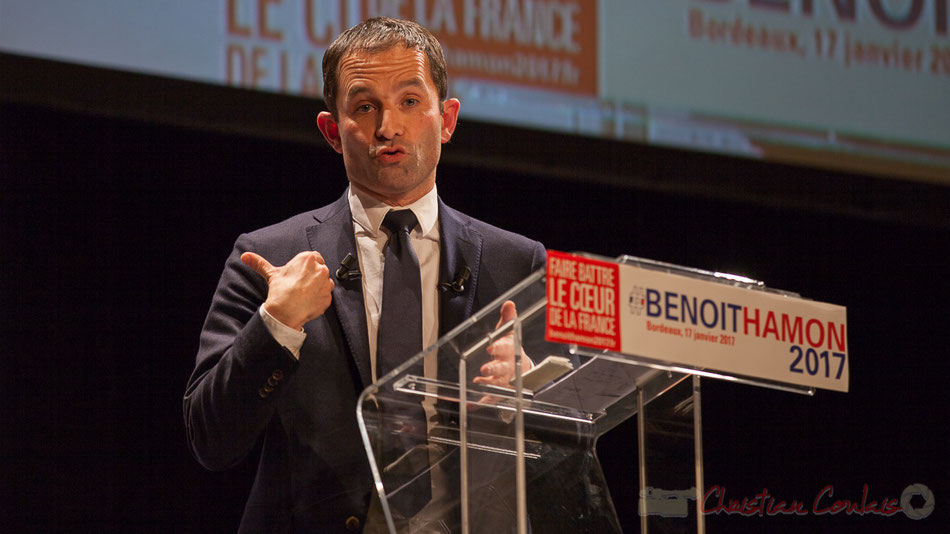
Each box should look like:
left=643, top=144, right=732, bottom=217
left=259, top=306, right=306, bottom=359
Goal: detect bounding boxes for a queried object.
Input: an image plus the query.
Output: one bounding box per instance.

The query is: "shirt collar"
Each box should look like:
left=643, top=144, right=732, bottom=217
left=348, top=184, right=439, bottom=238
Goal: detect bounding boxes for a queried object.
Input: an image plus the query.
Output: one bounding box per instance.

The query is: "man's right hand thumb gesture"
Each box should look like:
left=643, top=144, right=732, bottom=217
left=241, top=252, right=278, bottom=281
left=241, top=251, right=335, bottom=330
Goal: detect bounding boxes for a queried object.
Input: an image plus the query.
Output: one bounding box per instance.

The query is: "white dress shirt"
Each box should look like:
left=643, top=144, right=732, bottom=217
left=348, top=185, right=441, bottom=382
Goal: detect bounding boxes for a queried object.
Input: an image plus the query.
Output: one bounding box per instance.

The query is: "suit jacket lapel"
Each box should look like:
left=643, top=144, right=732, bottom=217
left=436, top=198, right=483, bottom=392
left=305, top=192, right=373, bottom=389
left=437, top=198, right=483, bottom=339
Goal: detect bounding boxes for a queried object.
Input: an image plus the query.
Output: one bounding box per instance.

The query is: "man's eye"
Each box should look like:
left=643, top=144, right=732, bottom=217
left=404, top=98, right=418, bottom=107
left=356, top=104, right=374, bottom=113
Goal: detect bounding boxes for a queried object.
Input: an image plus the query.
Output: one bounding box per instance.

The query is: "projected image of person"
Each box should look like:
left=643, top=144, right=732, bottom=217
left=183, top=17, right=546, bottom=533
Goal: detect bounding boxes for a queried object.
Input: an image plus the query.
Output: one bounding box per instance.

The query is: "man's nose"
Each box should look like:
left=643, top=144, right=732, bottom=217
left=375, top=108, right=403, bottom=140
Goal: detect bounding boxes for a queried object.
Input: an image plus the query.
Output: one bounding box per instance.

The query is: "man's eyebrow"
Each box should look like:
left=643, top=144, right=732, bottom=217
left=345, top=77, right=427, bottom=101
left=346, top=85, right=373, bottom=100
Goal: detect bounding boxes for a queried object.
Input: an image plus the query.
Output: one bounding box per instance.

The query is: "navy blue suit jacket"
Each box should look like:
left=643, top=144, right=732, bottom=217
left=184, top=192, right=545, bottom=533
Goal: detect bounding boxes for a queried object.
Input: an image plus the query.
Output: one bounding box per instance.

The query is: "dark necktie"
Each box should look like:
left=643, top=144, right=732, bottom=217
left=377, top=209, right=430, bottom=515
left=378, top=209, right=423, bottom=377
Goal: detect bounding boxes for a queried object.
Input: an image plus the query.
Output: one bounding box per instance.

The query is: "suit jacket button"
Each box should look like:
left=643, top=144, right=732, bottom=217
left=273, top=369, right=284, bottom=380
left=258, top=387, right=269, bottom=399
left=344, top=515, right=360, bottom=531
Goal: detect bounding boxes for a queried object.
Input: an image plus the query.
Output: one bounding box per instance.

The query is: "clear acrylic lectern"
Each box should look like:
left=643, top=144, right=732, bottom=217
left=357, top=254, right=813, bottom=534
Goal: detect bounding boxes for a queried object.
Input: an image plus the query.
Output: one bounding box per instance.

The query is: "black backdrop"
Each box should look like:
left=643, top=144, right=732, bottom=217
left=2, top=64, right=949, bottom=533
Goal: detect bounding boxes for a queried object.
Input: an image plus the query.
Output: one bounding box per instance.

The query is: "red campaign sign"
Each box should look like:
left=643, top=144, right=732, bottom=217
left=272, top=0, right=599, bottom=96
left=545, top=250, right=621, bottom=351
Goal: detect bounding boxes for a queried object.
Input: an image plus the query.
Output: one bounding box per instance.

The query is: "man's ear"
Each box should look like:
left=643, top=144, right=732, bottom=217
left=440, top=98, right=461, bottom=144
left=317, top=112, right=343, bottom=153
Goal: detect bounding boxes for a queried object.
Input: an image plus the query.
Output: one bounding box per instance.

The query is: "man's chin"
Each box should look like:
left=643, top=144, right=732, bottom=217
left=351, top=177, right=431, bottom=206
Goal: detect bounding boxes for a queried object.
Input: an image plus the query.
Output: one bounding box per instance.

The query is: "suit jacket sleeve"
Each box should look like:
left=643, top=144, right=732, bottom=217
left=183, top=231, right=300, bottom=471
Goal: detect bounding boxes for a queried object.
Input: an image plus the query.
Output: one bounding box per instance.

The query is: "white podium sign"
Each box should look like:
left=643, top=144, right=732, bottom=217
left=545, top=251, right=849, bottom=392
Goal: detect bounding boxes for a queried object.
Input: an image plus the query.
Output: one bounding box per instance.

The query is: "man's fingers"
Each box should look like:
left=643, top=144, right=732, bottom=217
left=480, top=360, right=498, bottom=376
left=292, top=250, right=327, bottom=267
left=488, top=300, right=519, bottom=356
left=495, top=300, right=518, bottom=329
left=241, top=252, right=275, bottom=281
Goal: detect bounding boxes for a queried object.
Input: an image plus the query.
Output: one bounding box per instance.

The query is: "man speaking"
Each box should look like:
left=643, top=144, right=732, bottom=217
left=184, top=17, right=544, bottom=533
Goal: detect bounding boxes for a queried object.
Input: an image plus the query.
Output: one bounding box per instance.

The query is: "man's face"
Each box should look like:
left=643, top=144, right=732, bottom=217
left=318, top=46, right=460, bottom=207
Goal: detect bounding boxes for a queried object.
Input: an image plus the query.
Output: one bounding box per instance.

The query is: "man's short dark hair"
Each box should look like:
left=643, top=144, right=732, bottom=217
left=322, top=17, right=448, bottom=118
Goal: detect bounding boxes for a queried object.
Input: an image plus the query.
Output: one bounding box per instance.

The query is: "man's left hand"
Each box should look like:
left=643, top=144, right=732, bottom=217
left=473, top=300, right=532, bottom=388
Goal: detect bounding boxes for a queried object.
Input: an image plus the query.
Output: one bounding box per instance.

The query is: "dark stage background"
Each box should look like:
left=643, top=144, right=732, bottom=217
left=2, top=59, right=949, bottom=533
